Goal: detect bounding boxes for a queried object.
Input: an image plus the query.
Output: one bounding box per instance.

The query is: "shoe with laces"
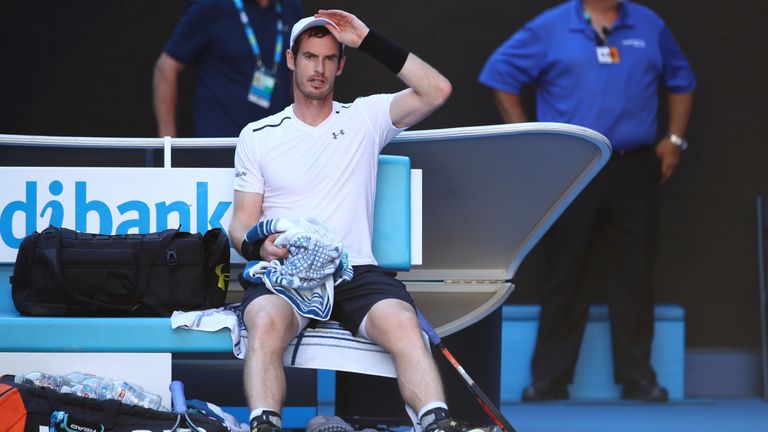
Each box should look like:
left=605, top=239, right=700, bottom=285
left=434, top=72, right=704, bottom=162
left=421, top=408, right=482, bottom=432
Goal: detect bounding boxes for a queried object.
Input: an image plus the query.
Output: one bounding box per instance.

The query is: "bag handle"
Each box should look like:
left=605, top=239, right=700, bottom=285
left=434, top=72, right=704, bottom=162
left=204, top=228, right=230, bottom=269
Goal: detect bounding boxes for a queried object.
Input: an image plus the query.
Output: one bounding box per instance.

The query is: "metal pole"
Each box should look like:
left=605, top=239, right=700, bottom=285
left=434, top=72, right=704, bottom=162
left=756, top=194, right=768, bottom=400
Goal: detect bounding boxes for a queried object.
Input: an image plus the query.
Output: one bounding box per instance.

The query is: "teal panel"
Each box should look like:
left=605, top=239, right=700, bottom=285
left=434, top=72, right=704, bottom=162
left=0, top=315, right=233, bottom=352
left=501, top=304, right=685, bottom=402
left=372, top=155, right=410, bottom=271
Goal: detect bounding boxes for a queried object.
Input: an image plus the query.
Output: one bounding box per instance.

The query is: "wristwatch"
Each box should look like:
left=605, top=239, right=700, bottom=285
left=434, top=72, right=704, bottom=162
left=667, top=133, right=688, bottom=151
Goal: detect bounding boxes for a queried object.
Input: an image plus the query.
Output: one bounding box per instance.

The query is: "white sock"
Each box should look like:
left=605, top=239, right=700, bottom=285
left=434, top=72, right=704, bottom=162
left=418, top=402, right=448, bottom=419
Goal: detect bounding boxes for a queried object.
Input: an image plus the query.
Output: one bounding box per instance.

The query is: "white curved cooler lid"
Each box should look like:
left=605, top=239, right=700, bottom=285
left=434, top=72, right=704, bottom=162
left=385, top=122, right=611, bottom=336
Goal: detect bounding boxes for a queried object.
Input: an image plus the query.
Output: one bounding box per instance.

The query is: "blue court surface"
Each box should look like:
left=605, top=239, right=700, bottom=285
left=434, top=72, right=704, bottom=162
left=225, top=398, right=768, bottom=432
left=501, top=398, right=768, bottom=432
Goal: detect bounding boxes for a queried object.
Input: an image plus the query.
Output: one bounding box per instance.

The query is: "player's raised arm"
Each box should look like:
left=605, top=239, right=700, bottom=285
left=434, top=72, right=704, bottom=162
left=315, top=9, right=452, bottom=128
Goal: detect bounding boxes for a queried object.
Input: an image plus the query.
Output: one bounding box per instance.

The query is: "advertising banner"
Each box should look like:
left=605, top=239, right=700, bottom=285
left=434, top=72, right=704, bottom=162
left=0, top=167, right=234, bottom=262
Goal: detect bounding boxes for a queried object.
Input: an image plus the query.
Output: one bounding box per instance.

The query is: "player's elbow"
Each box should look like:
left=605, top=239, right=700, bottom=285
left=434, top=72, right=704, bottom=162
left=429, top=76, right=452, bottom=109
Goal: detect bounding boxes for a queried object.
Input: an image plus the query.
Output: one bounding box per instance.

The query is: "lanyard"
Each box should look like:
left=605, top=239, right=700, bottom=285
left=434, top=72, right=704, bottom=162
left=582, top=7, right=609, bottom=46
left=232, top=0, right=284, bottom=73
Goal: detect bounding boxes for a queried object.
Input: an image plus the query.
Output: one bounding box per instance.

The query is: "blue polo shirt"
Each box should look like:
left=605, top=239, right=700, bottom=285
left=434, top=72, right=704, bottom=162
left=478, top=0, right=696, bottom=150
left=165, top=0, right=303, bottom=137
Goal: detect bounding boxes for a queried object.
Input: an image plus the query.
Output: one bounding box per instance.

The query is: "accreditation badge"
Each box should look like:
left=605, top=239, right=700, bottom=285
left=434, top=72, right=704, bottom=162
left=596, top=46, right=621, bottom=64
left=248, top=67, right=276, bottom=108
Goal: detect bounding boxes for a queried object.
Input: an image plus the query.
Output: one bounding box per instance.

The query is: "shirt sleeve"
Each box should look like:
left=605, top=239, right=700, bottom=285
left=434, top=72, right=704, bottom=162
left=659, top=25, right=697, bottom=94
left=478, top=25, right=547, bottom=95
left=163, top=0, right=213, bottom=65
left=233, top=126, right=265, bottom=194
left=356, top=94, right=407, bottom=152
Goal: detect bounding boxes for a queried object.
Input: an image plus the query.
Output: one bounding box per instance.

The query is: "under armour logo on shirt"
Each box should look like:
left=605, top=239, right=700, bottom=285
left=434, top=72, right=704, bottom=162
left=332, top=129, right=345, bottom=139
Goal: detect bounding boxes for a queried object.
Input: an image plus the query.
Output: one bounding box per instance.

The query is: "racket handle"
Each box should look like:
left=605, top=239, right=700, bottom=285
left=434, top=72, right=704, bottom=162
left=169, top=380, right=188, bottom=413
left=416, top=309, right=442, bottom=346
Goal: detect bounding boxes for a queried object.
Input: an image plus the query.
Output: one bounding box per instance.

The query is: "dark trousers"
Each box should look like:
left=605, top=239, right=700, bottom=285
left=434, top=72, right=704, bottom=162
left=531, top=146, right=662, bottom=385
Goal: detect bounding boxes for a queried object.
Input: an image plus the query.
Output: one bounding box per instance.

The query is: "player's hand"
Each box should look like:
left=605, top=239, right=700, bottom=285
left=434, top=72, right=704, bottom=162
left=315, top=9, right=370, bottom=48
left=260, top=233, right=289, bottom=261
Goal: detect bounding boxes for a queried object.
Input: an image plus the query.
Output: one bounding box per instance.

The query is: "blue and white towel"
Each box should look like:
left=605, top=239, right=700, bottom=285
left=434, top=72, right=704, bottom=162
left=243, top=218, right=353, bottom=320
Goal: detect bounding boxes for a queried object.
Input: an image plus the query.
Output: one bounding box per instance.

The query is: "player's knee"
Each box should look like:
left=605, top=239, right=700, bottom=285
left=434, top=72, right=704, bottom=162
left=246, top=308, right=291, bottom=341
left=389, top=307, right=421, bottom=340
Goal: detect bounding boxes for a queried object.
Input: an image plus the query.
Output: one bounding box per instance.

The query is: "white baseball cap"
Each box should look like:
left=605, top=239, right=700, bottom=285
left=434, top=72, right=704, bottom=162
left=289, top=16, right=341, bottom=50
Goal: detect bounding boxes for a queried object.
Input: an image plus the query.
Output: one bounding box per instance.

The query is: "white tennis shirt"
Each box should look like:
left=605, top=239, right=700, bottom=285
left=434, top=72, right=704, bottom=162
left=234, top=93, right=405, bottom=266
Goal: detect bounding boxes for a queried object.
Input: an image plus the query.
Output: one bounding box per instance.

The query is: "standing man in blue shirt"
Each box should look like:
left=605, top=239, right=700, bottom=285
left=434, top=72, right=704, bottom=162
left=479, top=0, right=696, bottom=401
left=153, top=0, right=303, bottom=137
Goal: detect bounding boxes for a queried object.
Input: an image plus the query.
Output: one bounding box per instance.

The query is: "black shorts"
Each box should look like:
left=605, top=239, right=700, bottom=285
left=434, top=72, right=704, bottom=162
left=239, top=264, right=415, bottom=335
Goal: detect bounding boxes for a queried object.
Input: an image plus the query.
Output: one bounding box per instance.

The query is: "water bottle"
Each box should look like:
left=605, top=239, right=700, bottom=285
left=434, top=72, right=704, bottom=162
left=133, top=389, right=164, bottom=411
left=14, top=372, right=65, bottom=391
left=65, top=372, right=102, bottom=386
left=63, top=372, right=103, bottom=399
left=119, top=382, right=163, bottom=411
left=101, top=380, right=164, bottom=411
left=60, top=383, right=100, bottom=399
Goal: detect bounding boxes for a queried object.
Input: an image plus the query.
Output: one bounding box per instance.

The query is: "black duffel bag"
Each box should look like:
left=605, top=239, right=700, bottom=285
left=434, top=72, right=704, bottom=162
left=10, top=226, right=230, bottom=316
left=1, top=375, right=228, bottom=432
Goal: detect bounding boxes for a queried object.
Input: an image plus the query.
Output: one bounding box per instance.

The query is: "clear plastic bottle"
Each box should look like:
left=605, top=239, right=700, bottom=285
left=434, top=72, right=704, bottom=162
left=60, top=383, right=100, bottom=399
left=101, top=379, right=163, bottom=411
left=63, top=372, right=103, bottom=399
left=17, top=371, right=164, bottom=411
left=14, top=372, right=65, bottom=391
left=64, top=372, right=101, bottom=386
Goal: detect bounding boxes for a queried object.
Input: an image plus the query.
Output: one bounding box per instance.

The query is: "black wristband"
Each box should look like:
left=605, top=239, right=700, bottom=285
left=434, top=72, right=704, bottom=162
left=241, top=238, right=265, bottom=261
left=358, top=29, right=409, bottom=74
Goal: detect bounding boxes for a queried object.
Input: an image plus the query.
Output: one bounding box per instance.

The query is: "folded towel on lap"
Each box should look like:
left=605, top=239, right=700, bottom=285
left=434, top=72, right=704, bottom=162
left=242, top=218, right=353, bottom=320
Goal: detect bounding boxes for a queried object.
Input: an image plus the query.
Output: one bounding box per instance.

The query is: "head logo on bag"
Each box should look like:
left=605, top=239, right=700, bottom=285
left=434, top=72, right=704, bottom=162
left=51, top=411, right=104, bottom=432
